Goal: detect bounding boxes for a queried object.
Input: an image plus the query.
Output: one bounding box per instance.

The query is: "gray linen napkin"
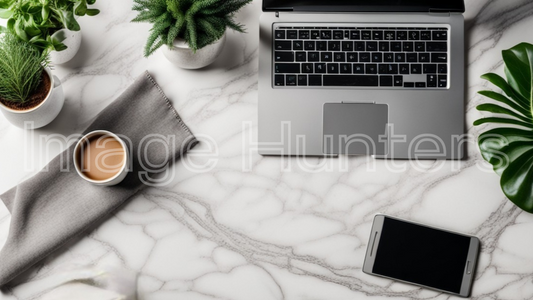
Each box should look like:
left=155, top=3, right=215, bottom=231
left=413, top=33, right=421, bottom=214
left=0, top=71, right=197, bottom=286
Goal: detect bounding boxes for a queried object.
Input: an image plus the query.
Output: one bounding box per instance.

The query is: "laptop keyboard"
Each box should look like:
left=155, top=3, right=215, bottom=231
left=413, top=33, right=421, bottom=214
left=272, top=25, right=449, bottom=89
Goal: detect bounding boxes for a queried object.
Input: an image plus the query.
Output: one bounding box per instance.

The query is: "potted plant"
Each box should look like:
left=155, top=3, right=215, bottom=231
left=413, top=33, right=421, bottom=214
left=0, top=32, right=64, bottom=128
left=132, top=0, right=251, bottom=69
left=0, top=0, right=100, bottom=64
left=474, top=42, right=533, bottom=213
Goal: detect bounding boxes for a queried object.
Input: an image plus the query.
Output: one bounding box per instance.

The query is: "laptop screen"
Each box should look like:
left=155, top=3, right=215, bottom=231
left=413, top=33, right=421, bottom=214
left=262, top=0, right=465, bottom=13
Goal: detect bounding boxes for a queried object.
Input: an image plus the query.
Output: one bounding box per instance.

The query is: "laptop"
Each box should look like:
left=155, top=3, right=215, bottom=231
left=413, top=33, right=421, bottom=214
left=258, top=0, right=465, bottom=159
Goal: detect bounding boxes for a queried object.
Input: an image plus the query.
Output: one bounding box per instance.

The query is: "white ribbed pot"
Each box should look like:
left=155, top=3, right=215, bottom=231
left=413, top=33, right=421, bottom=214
left=49, top=29, right=82, bottom=65
left=162, top=33, right=226, bottom=69
left=0, top=67, right=65, bottom=129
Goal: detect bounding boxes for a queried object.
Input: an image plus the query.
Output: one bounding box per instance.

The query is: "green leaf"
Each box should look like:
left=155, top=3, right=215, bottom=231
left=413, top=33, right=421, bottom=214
left=476, top=42, right=533, bottom=213
left=502, top=43, right=533, bottom=102
left=74, top=0, right=87, bottom=16
left=476, top=103, right=532, bottom=123
left=85, top=8, right=99, bottom=16
left=0, top=25, right=7, bottom=33
left=41, top=5, right=50, bottom=21
left=14, top=19, right=29, bottom=41
left=0, top=7, right=13, bottom=18
left=60, top=10, right=80, bottom=31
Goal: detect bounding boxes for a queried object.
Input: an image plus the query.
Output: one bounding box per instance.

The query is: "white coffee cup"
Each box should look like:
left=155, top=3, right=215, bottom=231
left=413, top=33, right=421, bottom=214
left=73, top=130, right=129, bottom=186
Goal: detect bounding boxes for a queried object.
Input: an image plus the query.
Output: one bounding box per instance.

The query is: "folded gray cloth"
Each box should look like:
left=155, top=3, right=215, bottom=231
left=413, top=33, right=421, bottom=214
left=0, top=71, right=197, bottom=287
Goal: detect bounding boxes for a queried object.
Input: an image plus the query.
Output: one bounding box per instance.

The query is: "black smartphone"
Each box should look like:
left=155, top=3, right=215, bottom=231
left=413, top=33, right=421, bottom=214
left=362, top=214, right=480, bottom=297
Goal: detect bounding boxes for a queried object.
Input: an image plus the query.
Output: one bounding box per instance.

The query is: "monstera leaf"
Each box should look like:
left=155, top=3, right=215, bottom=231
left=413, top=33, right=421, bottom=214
left=474, top=42, right=533, bottom=212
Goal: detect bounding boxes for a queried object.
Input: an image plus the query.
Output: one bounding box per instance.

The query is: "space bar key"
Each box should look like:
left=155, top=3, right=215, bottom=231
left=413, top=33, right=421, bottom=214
left=323, top=75, right=379, bottom=86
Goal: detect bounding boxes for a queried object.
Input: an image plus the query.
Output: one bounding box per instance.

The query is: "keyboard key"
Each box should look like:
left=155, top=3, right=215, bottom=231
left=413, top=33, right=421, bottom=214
left=355, top=42, right=365, bottom=51
left=327, top=63, right=339, bottom=73
left=275, top=41, right=291, bottom=50
left=384, top=53, right=394, bottom=62
left=340, top=63, right=352, bottom=74
left=321, top=52, right=333, bottom=62
left=308, top=52, right=320, bottom=62
left=344, top=30, right=350, bottom=39
left=399, top=64, right=409, bottom=74
left=333, top=30, right=343, bottom=39
left=275, top=30, right=285, bottom=39
left=404, top=82, right=414, bottom=88
left=334, top=52, right=345, bottom=62
left=366, top=64, right=378, bottom=74
left=384, top=31, right=395, bottom=40
left=396, top=31, right=407, bottom=40
left=379, top=42, right=390, bottom=52
left=296, top=52, right=306, bottom=62
left=438, top=64, right=447, bottom=73
left=323, top=75, right=379, bottom=86
left=328, top=41, right=341, bottom=51
left=380, top=76, right=393, bottom=86
left=423, top=64, right=437, bottom=74
left=366, top=41, right=378, bottom=51
left=415, top=82, right=426, bottom=88
left=304, top=41, right=315, bottom=50
left=431, top=53, right=448, bottom=62
left=311, top=30, right=320, bottom=39
left=415, top=42, right=425, bottom=52
left=408, top=31, right=419, bottom=40
left=391, top=41, right=401, bottom=51
left=438, top=75, right=447, bottom=87
left=411, top=64, right=422, bottom=74
left=342, top=41, right=353, bottom=51
left=298, top=75, right=307, bottom=86
left=275, top=75, right=284, bottom=86
left=427, top=74, right=437, bottom=87
left=353, top=64, right=364, bottom=74
left=315, top=63, right=326, bottom=73
left=419, top=53, right=430, bottom=62
left=394, top=75, right=403, bottom=86
left=316, top=41, right=327, bottom=51
left=373, top=30, right=383, bottom=40
left=350, top=30, right=360, bottom=40
left=347, top=52, right=358, bottom=62
left=299, top=30, right=310, bottom=39
left=403, top=42, right=414, bottom=52
left=362, top=31, right=372, bottom=40
left=287, top=30, right=298, bottom=39
left=395, top=53, right=405, bottom=62
left=286, top=75, right=297, bottom=86
left=360, top=52, right=370, bottom=62
left=420, top=31, right=431, bottom=40
left=302, top=63, right=313, bottom=73
left=378, top=64, right=398, bottom=74
left=372, top=52, right=383, bottom=63
left=427, top=42, right=447, bottom=52
left=275, top=63, right=300, bottom=73
left=432, top=31, right=448, bottom=40
left=407, top=53, right=417, bottom=62
left=309, top=75, right=322, bottom=86
left=321, top=30, right=332, bottom=39
left=293, top=41, right=303, bottom=50
left=275, top=51, right=294, bottom=62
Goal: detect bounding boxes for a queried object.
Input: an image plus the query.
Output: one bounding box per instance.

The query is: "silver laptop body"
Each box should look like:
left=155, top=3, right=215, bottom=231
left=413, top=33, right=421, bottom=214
left=258, top=1, right=465, bottom=159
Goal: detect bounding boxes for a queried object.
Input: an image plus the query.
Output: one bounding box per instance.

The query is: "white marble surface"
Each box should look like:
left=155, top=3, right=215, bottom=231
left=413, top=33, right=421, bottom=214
left=1, top=0, right=533, bottom=299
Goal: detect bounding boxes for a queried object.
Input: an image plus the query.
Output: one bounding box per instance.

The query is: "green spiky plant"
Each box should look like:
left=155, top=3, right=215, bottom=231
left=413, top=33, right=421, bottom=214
left=0, top=32, right=49, bottom=103
left=132, top=0, right=251, bottom=57
left=474, top=43, right=533, bottom=213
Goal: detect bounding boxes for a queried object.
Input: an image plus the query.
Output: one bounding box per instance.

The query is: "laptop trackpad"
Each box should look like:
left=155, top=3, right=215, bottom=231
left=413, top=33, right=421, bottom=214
left=323, top=103, right=388, bottom=155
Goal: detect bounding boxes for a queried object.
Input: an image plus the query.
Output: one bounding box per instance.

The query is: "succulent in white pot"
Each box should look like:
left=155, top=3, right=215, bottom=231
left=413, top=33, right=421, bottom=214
left=0, top=0, right=100, bottom=64
left=0, top=33, right=64, bottom=128
left=132, top=0, right=251, bottom=69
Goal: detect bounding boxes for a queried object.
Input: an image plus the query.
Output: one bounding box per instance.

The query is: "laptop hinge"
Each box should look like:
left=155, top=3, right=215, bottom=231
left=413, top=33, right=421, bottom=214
left=429, top=8, right=452, bottom=15
left=276, top=11, right=279, bottom=17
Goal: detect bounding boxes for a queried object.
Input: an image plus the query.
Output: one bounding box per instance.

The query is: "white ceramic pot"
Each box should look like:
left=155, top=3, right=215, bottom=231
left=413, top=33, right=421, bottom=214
left=162, top=33, right=226, bottom=69
left=0, top=67, right=65, bottom=129
left=49, top=29, right=82, bottom=65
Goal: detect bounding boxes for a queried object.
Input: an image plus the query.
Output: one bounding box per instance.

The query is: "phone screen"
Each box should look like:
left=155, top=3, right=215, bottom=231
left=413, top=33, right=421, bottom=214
left=373, top=217, right=471, bottom=294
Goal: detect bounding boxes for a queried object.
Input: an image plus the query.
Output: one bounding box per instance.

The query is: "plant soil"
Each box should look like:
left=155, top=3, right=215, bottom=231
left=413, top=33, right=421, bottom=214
left=0, top=70, right=51, bottom=111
